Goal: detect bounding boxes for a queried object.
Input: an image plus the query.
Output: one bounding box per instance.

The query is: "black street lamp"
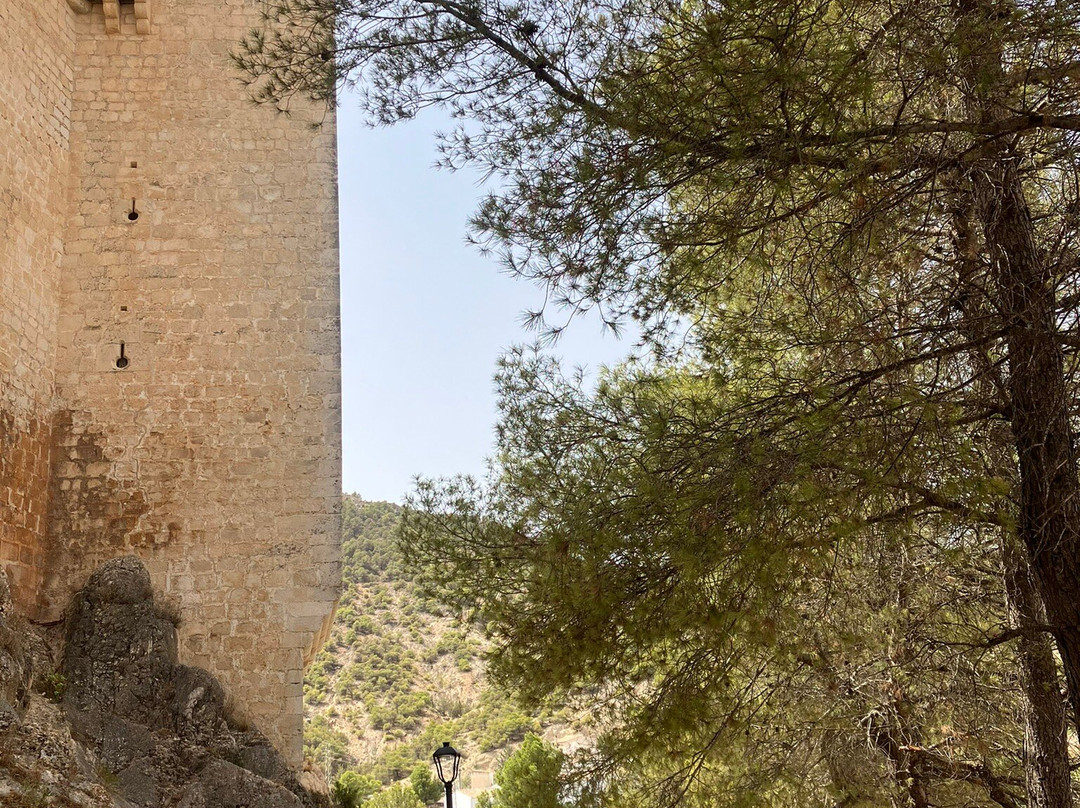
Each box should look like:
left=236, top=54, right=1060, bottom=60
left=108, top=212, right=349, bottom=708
left=433, top=741, right=462, bottom=808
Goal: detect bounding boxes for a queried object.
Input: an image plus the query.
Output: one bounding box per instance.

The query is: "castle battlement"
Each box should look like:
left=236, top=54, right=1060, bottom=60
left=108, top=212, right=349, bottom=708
left=0, top=0, right=342, bottom=764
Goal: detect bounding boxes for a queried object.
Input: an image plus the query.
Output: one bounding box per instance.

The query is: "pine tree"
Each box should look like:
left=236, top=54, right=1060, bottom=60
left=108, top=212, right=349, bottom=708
left=238, top=1, right=1080, bottom=804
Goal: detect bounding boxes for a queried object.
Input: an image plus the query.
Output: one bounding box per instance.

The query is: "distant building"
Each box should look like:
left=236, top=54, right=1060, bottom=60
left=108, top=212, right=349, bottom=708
left=439, top=793, right=476, bottom=808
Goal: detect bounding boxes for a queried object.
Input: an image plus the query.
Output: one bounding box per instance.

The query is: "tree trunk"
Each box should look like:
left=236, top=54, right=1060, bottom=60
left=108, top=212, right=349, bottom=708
left=1002, top=534, right=1073, bottom=808
left=958, top=0, right=1080, bottom=744
left=953, top=191, right=1073, bottom=807
left=973, top=154, right=1080, bottom=735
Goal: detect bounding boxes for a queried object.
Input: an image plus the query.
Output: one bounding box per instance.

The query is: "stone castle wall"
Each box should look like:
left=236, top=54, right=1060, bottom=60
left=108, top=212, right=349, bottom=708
left=0, top=1, right=76, bottom=611
left=0, top=0, right=341, bottom=764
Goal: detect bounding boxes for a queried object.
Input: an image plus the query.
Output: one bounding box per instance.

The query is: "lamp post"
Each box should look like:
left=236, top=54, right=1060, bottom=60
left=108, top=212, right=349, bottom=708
left=433, top=741, right=462, bottom=808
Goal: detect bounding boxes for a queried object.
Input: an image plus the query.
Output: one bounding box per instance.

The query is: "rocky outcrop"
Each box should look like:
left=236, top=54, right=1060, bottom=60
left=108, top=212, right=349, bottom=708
left=0, top=557, right=329, bottom=808
left=0, top=570, right=31, bottom=736
left=0, top=566, right=114, bottom=808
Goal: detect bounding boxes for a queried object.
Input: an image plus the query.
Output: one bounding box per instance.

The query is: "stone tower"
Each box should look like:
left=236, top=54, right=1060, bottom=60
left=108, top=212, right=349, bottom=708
left=0, top=0, right=342, bottom=763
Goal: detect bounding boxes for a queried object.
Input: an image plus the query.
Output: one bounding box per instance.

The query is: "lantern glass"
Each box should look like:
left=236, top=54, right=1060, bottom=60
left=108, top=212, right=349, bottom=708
left=433, top=741, right=461, bottom=785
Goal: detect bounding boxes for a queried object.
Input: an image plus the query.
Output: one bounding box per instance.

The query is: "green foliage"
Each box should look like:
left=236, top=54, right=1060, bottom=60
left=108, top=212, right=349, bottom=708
left=369, top=721, right=463, bottom=783
left=304, top=714, right=351, bottom=777
left=258, top=0, right=1080, bottom=799
left=342, top=499, right=413, bottom=586
left=409, top=764, right=443, bottom=804
left=402, top=353, right=1031, bottom=805
left=365, top=784, right=425, bottom=808
left=475, top=710, right=536, bottom=751
left=489, top=735, right=566, bottom=808
left=12, top=785, right=50, bottom=808
left=333, top=771, right=380, bottom=808
left=333, top=635, right=429, bottom=731
left=96, top=764, right=121, bottom=792
left=34, top=671, right=66, bottom=703
left=240, top=0, right=1080, bottom=803
left=305, top=497, right=570, bottom=785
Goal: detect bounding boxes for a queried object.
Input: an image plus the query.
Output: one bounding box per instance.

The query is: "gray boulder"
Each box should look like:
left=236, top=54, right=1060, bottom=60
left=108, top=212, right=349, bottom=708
left=0, top=568, right=30, bottom=734
left=56, top=556, right=327, bottom=808
left=176, top=759, right=304, bottom=808
left=63, top=556, right=178, bottom=731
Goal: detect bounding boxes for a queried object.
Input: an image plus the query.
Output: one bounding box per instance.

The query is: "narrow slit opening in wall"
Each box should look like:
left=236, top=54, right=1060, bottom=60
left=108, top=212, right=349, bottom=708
left=116, top=342, right=129, bottom=370
left=127, top=199, right=139, bottom=222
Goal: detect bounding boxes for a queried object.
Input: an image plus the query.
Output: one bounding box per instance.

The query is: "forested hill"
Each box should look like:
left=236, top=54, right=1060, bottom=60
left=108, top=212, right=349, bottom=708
left=303, top=496, right=582, bottom=797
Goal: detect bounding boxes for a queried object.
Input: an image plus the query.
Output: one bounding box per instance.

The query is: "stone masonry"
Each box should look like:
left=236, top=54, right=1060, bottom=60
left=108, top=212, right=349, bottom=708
left=0, top=0, right=342, bottom=764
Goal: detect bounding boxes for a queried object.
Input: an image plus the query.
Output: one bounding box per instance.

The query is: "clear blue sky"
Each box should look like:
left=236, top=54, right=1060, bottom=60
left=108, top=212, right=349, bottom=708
left=337, top=95, right=631, bottom=503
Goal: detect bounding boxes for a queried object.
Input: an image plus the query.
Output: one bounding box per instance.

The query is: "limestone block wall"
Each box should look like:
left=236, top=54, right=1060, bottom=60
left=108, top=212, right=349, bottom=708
left=0, top=0, right=342, bottom=765
left=0, top=2, right=76, bottom=609
left=45, top=0, right=341, bottom=762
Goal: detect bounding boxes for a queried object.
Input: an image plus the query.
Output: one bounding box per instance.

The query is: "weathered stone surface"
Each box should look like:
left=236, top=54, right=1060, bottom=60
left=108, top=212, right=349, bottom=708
left=80, top=556, right=155, bottom=606
left=177, top=760, right=305, bottom=808
left=116, top=761, right=161, bottom=806
left=233, top=731, right=294, bottom=785
left=52, top=557, right=328, bottom=808
left=95, top=715, right=156, bottom=773
left=174, top=665, right=231, bottom=749
left=0, top=0, right=70, bottom=615
left=64, top=557, right=178, bottom=731
left=0, top=689, right=114, bottom=807
left=0, top=569, right=12, bottom=619
left=0, top=571, right=30, bottom=737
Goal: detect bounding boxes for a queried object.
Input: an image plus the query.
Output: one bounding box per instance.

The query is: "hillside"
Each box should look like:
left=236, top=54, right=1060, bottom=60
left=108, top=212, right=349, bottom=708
left=303, top=497, right=584, bottom=798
